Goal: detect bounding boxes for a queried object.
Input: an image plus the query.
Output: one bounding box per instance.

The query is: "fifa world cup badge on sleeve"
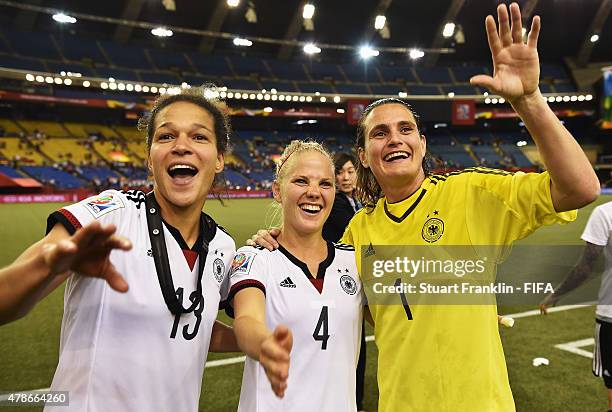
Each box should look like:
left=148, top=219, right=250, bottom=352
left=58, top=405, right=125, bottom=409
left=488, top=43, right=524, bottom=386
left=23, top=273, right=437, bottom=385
left=84, top=193, right=124, bottom=218
left=231, top=252, right=256, bottom=275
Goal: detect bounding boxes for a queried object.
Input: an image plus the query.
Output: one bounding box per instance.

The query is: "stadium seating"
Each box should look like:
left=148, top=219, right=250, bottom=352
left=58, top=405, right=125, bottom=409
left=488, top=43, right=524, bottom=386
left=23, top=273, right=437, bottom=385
left=21, top=165, right=83, bottom=189
left=0, top=119, right=23, bottom=136
left=0, top=137, right=46, bottom=164
left=39, top=138, right=93, bottom=164
left=17, top=121, right=70, bottom=138
left=0, top=165, right=25, bottom=178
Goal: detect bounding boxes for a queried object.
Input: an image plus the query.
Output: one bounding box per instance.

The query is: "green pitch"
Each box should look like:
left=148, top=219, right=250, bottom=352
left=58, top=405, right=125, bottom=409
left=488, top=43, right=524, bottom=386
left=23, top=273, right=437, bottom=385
left=0, top=196, right=610, bottom=411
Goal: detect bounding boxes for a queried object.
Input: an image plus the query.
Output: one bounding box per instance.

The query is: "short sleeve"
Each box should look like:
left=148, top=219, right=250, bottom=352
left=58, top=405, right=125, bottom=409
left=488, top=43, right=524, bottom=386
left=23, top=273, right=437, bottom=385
left=225, top=247, right=268, bottom=317
left=581, top=206, right=612, bottom=246
left=46, top=190, right=126, bottom=235
left=467, top=170, right=577, bottom=243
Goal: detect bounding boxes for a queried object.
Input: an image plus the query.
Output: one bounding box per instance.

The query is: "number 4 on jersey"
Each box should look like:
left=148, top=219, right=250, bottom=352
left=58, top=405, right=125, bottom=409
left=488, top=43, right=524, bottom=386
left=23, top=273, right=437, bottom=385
left=313, top=306, right=330, bottom=350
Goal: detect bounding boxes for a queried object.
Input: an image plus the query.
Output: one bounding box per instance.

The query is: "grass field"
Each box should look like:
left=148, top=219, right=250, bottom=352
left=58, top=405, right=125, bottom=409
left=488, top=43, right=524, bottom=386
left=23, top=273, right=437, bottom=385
left=0, top=195, right=611, bottom=411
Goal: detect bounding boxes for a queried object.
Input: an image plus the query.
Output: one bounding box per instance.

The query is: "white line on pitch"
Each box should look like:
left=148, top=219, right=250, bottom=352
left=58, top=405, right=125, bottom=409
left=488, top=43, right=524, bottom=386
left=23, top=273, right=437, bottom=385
left=554, top=338, right=594, bottom=359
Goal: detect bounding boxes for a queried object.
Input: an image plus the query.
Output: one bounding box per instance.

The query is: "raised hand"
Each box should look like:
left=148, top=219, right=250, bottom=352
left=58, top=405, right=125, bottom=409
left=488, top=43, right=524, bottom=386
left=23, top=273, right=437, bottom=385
left=43, top=221, right=132, bottom=292
left=470, top=2, right=541, bottom=104
left=259, top=325, right=293, bottom=398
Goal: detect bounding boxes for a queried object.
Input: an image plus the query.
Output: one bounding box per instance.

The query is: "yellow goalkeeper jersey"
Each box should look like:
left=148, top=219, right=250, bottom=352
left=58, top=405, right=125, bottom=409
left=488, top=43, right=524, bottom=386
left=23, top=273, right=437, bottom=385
left=341, top=168, right=576, bottom=412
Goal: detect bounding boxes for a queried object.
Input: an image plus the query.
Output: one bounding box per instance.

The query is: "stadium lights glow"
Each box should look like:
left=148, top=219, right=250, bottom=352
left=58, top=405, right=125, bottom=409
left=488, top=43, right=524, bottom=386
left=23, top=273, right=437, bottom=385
left=375, top=15, right=386, bottom=30
left=337, top=108, right=345, bottom=114
left=45, top=76, right=53, bottom=84
left=118, top=83, right=126, bottom=90
left=248, top=93, right=255, bottom=99
left=151, top=27, right=173, bottom=37
left=25, top=74, right=34, bottom=81
left=63, top=78, right=72, bottom=85
left=279, top=95, right=285, bottom=101
left=54, top=77, right=62, bottom=84
left=303, top=43, right=321, bottom=54
left=35, top=75, right=44, bottom=82
left=443, top=22, right=455, bottom=38
left=156, top=86, right=163, bottom=94
left=398, top=91, right=408, bottom=98
left=257, top=93, right=263, bottom=100
left=263, top=107, right=273, bottom=113
left=306, top=96, right=312, bottom=102
left=227, top=0, right=239, bottom=7
left=181, top=82, right=190, bottom=89
left=491, top=98, right=498, bottom=104
left=483, top=91, right=489, bottom=97
left=359, top=46, right=379, bottom=59
left=320, top=96, right=327, bottom=102
left=52, top=13, right=76, bottom=24
left=220, top=91, right=227, bottom=98
left=101, top=82, right=108, bottom=89
left=562, top=96, right=570, bottom=102
left=517, top=141, right=527, bottom=147
left=409, top=48, right=425, bottom=60
left=333, top=95, right=341, bottom=103
left=299, top=96, right=305, bottom=102
left=292, top=95, right=299, bottom=101
left=303, top=4, right=315, bottom=19
left=447, top=92, right=455, bottom=98
left=82, top=80, right=90, bottom=87
left=271, top=88, right=277, bottom=94
left=555, top=96, right=562, bottom=102
left=126, top=83, right=134, bottom=91
left=590, top=34, right=599, bottom=43
left=264, top=94, right=271, bottom=100
left=109, top=82, right=117, bottom=90
left=586, top=94, right=593, bottom=101
left=499, top=97, right=505, bottom=103
left=484, top=97, right=491, bottom=104
left=547, top=96, right=555, bottom=103
left=234, top=93, right=242, bottom=99
left=109, top=77, right=115, bottom=83
left=271, top=94, right=278, bottom=101
left=233, top=37, right=253, bottom=47
left=225, top=92, right=233, bottom=98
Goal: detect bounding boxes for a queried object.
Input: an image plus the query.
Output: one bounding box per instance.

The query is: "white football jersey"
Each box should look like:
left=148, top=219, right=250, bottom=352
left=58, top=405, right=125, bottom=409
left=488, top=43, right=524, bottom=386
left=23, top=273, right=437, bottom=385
left=228, top=242, right=364, bottom=412
left=45, top=190, right=235, bottom=412
left=581, top=201, right=612, bottom=321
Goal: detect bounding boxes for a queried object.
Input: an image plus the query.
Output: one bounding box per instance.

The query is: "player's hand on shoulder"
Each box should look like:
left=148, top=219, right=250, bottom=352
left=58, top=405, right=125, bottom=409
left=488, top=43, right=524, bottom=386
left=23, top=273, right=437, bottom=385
left=246, top=227, right=281, bottom=251
left=259, top=325, right=293, bottom=398
left=44, top=221, right=132, bottom=292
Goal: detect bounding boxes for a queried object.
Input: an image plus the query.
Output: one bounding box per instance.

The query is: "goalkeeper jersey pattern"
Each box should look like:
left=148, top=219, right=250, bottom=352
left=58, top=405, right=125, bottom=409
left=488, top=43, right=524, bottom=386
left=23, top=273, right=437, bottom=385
left=342, top=169, right=576, bottom=412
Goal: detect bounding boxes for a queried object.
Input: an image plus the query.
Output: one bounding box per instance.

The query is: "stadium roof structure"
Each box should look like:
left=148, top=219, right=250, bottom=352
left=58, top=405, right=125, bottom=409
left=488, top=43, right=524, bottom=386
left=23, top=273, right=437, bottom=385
left=0, top=0, right=610, bottom=66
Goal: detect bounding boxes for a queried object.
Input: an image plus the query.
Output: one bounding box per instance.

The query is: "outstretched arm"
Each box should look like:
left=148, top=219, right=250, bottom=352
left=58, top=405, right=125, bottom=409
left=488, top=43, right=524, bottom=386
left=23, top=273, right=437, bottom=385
left=209, top=320, right=240, bottom=352
left=233, top=288, right=292, bottom=398
left=0, top=221, right=131, bottom=325
left=471, top=3, right=599, bottom=212
left=540, top=242, right=603, bottom=314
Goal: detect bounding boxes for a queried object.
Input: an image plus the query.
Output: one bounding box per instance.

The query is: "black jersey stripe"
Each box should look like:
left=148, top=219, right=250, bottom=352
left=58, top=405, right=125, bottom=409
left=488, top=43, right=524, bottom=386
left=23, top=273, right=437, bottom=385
left=334, top=243, right=355, bottom=251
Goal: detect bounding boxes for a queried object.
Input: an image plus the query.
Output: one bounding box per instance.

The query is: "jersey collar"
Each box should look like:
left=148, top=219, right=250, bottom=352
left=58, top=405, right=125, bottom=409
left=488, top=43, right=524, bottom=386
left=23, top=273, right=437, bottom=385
left=278, top=241, right=335, bottom=281
left=383, top=177, right=435, bottom=223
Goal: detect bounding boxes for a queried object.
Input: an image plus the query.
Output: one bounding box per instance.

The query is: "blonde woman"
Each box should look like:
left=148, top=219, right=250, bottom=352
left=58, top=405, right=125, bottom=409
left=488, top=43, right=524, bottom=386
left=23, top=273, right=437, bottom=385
left=227, top=141, right=364, bottom=411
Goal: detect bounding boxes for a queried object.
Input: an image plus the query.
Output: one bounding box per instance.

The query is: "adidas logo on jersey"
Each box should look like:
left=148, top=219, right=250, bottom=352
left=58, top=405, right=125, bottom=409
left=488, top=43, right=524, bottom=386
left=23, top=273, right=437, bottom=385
left=279, top=277, right=296, bottom=288
left=364, top=243, right=376, bottom=258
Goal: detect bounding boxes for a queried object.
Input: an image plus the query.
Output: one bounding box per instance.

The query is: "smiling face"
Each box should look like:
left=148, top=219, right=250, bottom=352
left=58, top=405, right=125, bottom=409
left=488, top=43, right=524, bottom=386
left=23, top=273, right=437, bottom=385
left=273, top=150, right=335, bottom=237
left=148, top=101, right=224, bottom=211
left=336, top=160, right=357, bottom=195
left=358, top=103, right=426, bottom=194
